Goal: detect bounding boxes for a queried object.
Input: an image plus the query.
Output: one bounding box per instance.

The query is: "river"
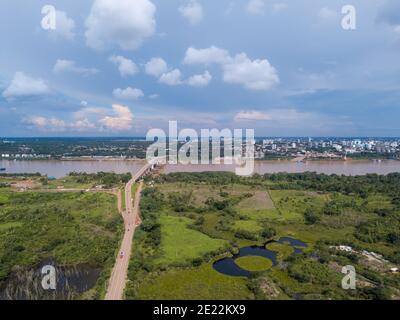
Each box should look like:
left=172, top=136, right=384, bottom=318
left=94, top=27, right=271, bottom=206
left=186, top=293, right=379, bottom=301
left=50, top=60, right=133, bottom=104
left=1, top=159, right=400, bottom=178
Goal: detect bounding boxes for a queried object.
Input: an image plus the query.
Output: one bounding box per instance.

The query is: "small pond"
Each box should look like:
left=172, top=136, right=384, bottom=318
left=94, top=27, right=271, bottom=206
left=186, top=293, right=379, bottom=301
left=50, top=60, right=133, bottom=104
left=213, top=237, right=308, bottom=277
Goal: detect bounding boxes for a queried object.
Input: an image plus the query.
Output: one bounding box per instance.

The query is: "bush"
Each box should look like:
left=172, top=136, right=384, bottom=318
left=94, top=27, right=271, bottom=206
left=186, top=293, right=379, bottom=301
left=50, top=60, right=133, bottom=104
left=304, top=209, right=321, bottom=225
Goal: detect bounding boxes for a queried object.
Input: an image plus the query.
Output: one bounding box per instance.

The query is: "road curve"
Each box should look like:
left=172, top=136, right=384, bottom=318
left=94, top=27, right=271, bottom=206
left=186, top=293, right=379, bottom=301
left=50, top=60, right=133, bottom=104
left=105, top=175, right=144, bottom=300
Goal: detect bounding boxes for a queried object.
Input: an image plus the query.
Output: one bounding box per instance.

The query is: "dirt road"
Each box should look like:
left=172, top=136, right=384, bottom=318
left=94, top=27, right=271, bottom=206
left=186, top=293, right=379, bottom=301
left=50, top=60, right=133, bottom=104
left=105, top=178, right=143, bottom=300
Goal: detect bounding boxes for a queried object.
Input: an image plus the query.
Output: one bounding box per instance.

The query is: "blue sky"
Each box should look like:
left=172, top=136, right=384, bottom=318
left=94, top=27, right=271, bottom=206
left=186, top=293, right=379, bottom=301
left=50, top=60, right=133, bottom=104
left=0, top=0, right=399, bottom=137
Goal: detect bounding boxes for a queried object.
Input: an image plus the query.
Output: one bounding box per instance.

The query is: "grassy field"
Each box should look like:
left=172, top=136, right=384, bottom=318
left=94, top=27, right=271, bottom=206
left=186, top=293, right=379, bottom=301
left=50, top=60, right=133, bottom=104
left=136, top=264, right=253, bottom=300
left=155, top=215, right=229, bottom=266
left=235, top=256, right=273, bottom=272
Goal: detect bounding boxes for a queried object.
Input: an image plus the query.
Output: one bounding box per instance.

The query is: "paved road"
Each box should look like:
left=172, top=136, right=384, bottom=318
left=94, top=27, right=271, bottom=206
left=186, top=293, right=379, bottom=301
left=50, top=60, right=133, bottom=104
left=105, top=176, right=143, bottom=300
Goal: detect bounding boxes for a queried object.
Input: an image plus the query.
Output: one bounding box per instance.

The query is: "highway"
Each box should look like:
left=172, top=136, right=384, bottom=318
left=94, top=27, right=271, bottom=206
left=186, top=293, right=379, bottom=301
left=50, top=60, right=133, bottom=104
left=104, top=163, right=154, bottom=300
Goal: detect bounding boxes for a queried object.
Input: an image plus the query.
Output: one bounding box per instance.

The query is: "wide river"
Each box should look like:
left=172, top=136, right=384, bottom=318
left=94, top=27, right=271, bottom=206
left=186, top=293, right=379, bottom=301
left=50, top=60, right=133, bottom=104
left=1, top=159, right=400, bottom=178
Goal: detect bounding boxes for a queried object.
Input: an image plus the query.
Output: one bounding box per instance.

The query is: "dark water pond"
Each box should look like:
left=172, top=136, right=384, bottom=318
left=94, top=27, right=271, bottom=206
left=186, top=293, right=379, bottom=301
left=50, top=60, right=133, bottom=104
left=213, top=237, right=308, bottom=277
left=0, top=259, right=100, bottom=300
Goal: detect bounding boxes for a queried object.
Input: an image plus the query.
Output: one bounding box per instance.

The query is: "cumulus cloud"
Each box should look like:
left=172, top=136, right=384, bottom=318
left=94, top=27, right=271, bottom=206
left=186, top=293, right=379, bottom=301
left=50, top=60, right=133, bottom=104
left=183, top=46, right=279, bottom=90
left=24, top=116, right=96, bottom=132
left=187, top=71, right=212, bottom=87
left=49, top=10, right=76, bottom=40
left=145, top=57, right=168, bottom=77
left=85, top=0, right=156, bottom=50
left=246, top=0, right=265, bottom=15
left=179, top=0, right=204, bottom=25
left=113, top=87, right=144, bottom=100
left=2, top=72, right=49, bottom=99
left=159, top=69, right=183, bottom=86
left=24, top=104, right=135, bottom=133
left=53, top=59, right=98, bottom=75
left=183, top=46, right=230, bottom=65
left=223, top=53, right=279, bottom=90
left=109, top=55, right=138, bottom=77
left=100, top=104, right=133, bottom=131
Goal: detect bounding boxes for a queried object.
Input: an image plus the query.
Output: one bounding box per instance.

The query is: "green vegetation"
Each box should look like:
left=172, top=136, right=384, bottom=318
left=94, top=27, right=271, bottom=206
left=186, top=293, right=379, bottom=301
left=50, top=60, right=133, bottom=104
left=266, top=243, right=294, bottom=261
left=66, top=172, right=132, bottom=188
left=134, top=264, right=252, bottom=300
left=127, top=172, right=400, bottom=300
left=235, top=256, right=273, bottom=272
left=0, top=174, right=125, bottom=299
left=155, top=215, right=229, bottom=266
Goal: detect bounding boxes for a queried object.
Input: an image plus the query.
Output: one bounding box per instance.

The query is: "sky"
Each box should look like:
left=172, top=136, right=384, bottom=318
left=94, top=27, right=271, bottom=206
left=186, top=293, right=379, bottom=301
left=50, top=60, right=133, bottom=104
left=0, top=0, right=400, bottom=137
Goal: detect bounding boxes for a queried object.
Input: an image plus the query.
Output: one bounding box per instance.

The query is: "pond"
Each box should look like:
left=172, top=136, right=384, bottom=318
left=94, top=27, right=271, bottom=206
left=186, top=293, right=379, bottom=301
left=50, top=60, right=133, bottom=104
left=213, top=237, right=308, bottom=277
left=0, top=259, right=101, bottom=300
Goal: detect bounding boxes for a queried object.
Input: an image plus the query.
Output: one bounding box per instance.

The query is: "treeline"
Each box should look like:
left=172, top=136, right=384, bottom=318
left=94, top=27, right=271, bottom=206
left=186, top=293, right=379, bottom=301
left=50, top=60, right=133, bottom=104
left=156, top=172, right=241, bottom=185
left=68, top=172, right=132, bottom=188
left=264, top=172, right=400, bottom=197
left=0, top=173, right=41, bottom=177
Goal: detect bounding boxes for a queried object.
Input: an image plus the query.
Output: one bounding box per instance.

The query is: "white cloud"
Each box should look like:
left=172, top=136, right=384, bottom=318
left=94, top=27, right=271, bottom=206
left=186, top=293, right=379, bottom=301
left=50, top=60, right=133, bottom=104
left=183, top=46, right=230, bottom=65
left=113, top=87, right=144, bottom=100
left=53, top=10, right=76, bottom=40
left=100, top=104, right=133, bottom=131
left=80, top=100, right=88, bottom=107
left=234, top=111, right=271, bottom=121
left=179, top=0, right=204, bottom=25
left=145, top=57, right=168, bottom=77
left=318, top=7, right=337, bottom=20
left=73, top=106, right=109, bottom=120
left=53, top=59, right=98, bottom=75
left=246, top=0, right=265, bottom=15
left=24, top=104, right=135, bottom=133
left=183, top=46, right=279, bottom=91
left=24, top=116, right=96, bottom=132
left=159, top=69, right=183, bottom=86
left=272, top=3, right=288, bottom=12
left=234, top=109, right=312, bottom=122
left=187, top=71, right=212, bottom=87
left=394, top=25, right=400, bottom=34
left=85, top=0, right=156, bottom=50
left=2, top=72, right=49, bottom=99
left=149, top=94, right=160, bottom=99
left=109, top=55, right=138, bottom=77
left=223, top=53, right=279, bottom=90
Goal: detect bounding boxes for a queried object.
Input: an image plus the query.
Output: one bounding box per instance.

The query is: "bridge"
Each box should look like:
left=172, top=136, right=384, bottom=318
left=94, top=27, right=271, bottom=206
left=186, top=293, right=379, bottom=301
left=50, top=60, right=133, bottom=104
left=132, top=157, right=165, bottom=182
left=105, top=157, right=165, bottom=300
